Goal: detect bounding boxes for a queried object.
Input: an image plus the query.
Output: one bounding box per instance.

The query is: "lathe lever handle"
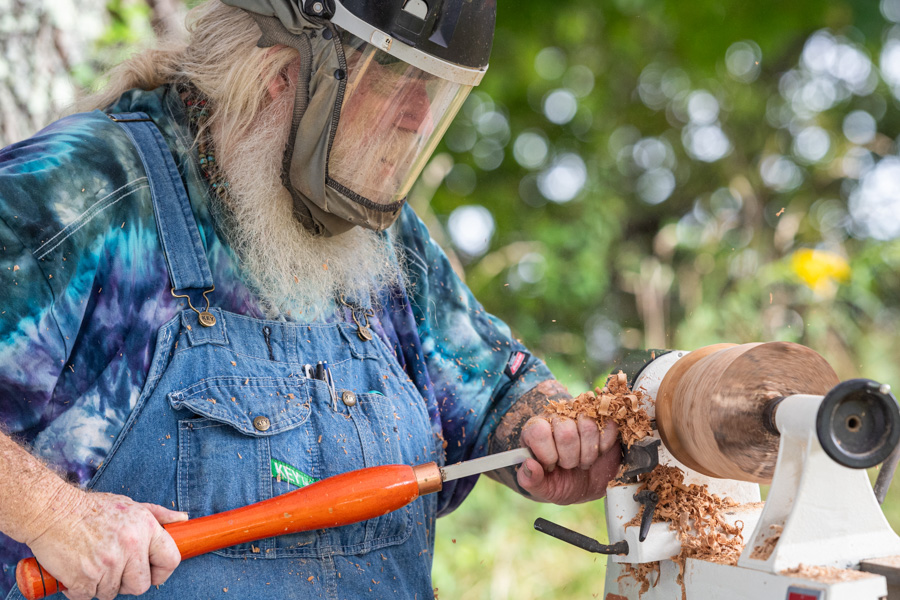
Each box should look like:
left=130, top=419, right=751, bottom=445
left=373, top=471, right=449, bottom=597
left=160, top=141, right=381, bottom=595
left=533, top=518, right=628, bottom=555
left=634, top=490, right=659, bottom=542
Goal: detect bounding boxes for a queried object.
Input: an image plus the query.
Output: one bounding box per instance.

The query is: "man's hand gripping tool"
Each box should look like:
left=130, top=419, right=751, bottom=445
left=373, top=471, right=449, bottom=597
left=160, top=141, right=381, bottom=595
left=533, top=438, right=661, bottom=554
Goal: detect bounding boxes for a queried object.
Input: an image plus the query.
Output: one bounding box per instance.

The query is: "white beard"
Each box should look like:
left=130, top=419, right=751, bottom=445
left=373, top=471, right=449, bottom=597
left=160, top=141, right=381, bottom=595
left=211, top=88, right=404, bottom=320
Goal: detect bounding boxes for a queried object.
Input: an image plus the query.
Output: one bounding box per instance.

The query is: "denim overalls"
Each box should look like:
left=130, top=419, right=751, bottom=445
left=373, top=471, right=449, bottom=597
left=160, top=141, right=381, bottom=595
left=8, top=114, right=441, bottom=599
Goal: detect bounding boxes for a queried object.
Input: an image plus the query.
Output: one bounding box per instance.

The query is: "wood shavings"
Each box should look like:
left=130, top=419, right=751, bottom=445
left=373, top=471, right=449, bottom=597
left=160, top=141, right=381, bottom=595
left=617, top=562, right=660, bottom=597
left=625, top=464, right=744, bottom=597
left=546, top=371, right=652, bottom=447
left=781, top=563, right=877, bottom=583
left=548, top=371, right=749, bottom=595
left=633, top=465, right=743, bottom=564
left=749, top=523, right=782, bottom=560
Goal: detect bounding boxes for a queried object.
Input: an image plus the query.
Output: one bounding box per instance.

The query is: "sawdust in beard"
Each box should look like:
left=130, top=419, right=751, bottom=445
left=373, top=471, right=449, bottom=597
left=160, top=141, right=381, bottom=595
left=545, top=371, right=745, bottom=600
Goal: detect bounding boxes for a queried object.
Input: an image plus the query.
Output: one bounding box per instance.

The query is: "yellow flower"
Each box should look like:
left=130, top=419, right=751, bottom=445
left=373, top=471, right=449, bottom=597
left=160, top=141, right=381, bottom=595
left=790, top=248, right=850, bottom=295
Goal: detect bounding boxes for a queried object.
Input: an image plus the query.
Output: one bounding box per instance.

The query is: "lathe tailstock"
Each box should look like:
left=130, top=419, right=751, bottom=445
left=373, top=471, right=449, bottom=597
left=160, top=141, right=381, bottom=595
left=542, top=342, right=900, bottom=600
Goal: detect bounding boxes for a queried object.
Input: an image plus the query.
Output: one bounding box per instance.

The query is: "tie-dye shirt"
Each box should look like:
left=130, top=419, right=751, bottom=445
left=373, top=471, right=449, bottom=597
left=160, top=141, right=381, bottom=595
left=0, top=85, right=552, bottom=593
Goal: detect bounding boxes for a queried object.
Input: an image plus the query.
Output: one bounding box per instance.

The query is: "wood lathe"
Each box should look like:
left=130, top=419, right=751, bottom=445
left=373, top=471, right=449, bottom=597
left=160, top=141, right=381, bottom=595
left=535, top=342, right=900, bottom=600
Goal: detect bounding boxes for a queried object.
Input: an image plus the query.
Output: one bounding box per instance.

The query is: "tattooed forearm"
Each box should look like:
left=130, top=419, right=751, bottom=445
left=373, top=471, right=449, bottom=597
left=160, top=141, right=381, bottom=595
left=485, top=379, right=572, bottom=493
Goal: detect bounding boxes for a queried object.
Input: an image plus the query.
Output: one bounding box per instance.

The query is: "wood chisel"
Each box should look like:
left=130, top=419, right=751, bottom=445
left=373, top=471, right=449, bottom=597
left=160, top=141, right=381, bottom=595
left=17, top=447, right=535, bottom=600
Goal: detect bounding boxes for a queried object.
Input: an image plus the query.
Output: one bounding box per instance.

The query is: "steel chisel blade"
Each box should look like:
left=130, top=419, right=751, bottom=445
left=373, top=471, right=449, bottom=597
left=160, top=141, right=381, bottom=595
left=440, top=447, right=534, bottom=482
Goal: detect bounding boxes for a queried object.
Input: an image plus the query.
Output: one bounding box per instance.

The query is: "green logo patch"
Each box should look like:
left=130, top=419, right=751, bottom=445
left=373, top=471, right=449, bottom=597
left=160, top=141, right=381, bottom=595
left=271, top=458, right=318, bottom=488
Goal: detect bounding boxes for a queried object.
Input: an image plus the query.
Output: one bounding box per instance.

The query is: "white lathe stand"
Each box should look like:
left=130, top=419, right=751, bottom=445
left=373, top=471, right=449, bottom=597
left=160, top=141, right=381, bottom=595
left=537, top=346, right=900, bottom=600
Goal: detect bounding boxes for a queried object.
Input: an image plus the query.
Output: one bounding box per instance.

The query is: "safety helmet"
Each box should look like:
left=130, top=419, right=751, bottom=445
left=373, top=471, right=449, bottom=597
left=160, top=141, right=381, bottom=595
left=307, top=0, right=494, bottom=86
left=222, top=0, right=496, bottom=236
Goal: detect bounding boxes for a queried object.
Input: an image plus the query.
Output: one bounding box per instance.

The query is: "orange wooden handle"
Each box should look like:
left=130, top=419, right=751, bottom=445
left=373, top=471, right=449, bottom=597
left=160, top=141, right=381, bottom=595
left=16, top=558, right=59, bottom=600
left=17, top=463, right=429, bottom=599
left=169, top=463, right=422, bottom=559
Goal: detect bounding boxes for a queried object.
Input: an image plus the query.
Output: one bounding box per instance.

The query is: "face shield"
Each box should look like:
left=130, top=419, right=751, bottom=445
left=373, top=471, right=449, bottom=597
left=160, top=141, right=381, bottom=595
left=222, top=0, right=495, bottom=236
left=328, top=30, right=471, bottom=206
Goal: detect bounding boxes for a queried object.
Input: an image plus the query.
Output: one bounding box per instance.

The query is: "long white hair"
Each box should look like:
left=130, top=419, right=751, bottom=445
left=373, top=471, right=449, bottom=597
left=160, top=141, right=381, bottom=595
left=78, top=1, right=405, bottom=319
left=75, top=2, right=297, bottom=152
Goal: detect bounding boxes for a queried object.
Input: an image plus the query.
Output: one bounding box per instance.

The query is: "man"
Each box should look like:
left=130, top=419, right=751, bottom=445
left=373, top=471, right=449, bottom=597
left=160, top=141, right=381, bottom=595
left=0, top=2, right=620, bottom=599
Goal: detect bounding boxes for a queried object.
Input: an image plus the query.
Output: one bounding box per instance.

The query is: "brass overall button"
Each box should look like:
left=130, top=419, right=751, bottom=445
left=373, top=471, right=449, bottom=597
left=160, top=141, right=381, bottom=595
left=341, top=391, right=357, bottom=407
left=253, top=416, right=271, bottom=432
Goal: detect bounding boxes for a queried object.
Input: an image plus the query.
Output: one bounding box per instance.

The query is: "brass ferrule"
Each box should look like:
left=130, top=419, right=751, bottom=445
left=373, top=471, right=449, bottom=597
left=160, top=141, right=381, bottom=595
left=413, top=462, right=443, bottom=496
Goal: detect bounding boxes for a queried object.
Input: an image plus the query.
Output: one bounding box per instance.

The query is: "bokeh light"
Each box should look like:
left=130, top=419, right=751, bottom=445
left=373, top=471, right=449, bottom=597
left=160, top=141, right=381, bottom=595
left=448, top=204, right=495, bottom=256
left=517, top=252, right=548, bottom=284
left=687, top=90, right=720, bottom=125
left=760, top=155, right=803, bottom=191
left=445, top=163, right=477, bottom=196
left=472, top=138, right=505, bottom=170
left=682, top=124, right=732, bottom=162
left=537, top=153, right=587, bottom=203
left=534, top=47, right=567, bottom=79
left=792, top=126, right=831, bottom=163
left=632, top=137, right=673, bottom=170
left=563, top=65, right=596, bottom=97
left=882, top=0, right=900, bottom=23
left=636, top=168, right=676, bottom=205
left=513, top=131, right=550, bottom=169
left=880, top=38, right=900, bottom=94
left=475, top=110, right=511, bottom=144
left=638, top=63, right=669, bottom=110
left=841, top=146, right=875, bottom=179
left=848, top=156, right=900, bottom=240
left=585, top=315, right=621, bottom=364
left=726, top=40, right=762, bottom=83
left=543, top=89, right=579, bottom=124
left=842, top=110, right=877, bottom=145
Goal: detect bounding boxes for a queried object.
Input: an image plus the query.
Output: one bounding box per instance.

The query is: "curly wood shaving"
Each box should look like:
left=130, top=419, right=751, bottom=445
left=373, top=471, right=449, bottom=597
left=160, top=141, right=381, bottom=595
left=546, top=371, right=652, bottom=447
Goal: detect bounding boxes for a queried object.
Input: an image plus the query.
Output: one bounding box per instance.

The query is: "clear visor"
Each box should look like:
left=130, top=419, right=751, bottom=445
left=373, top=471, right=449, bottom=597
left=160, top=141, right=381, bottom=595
left=328, top=31, right=472, bottom=206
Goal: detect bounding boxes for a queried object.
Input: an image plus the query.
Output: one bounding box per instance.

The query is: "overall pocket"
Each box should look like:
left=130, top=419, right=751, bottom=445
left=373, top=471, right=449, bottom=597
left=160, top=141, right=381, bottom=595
left=169, top=376, right=313, bottom=557
left=168, top=373, right=431, bottom=558
left=270, top=382, right=422, bottom=557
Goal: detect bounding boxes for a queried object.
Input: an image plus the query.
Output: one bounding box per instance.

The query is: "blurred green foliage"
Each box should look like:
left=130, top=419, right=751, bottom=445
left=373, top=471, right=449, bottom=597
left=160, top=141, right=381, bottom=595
left=413, top=0, right=900, bottom=394
left=421, top=0, right=900, bottom=595
left=71, top=0, right=155, bottom=91
left=67, top=0, right=900, bottom=597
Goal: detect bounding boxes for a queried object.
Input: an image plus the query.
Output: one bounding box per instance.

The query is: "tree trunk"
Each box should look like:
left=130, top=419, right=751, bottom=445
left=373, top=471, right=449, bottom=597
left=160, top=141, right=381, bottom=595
left=146, top=0, right=187, bottom=39
left=0, top=0, right=111, bottom=146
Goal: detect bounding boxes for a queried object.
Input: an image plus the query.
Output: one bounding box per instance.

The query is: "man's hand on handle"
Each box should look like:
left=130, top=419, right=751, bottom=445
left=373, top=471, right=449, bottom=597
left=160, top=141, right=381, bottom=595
left=25, top=487, right=187, bottom=600
left=518, top=414, right=620, bottom=504
left=0, top=432, right=186, bottom=600
left=488, top=379, right=622, bottom=503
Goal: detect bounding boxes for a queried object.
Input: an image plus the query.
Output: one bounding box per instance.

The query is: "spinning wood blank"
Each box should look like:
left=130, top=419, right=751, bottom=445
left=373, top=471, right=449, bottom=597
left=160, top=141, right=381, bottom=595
left=655, top=342, right=840, bottom=483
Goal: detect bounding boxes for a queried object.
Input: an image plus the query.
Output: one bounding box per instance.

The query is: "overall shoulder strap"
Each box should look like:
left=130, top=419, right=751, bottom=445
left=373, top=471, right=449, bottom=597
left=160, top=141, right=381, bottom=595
left=109, top=112, right=214, bottom=292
